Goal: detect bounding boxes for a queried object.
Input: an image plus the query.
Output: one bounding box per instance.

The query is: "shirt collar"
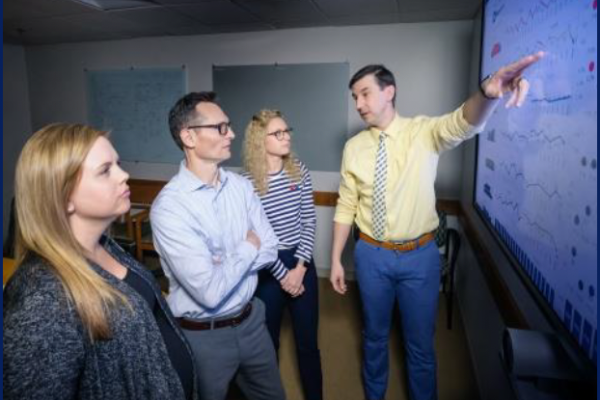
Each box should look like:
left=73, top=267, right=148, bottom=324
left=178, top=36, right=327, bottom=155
left=177, top=160, right=229, bottom=192
left=368, top=113, right=409, bottom=140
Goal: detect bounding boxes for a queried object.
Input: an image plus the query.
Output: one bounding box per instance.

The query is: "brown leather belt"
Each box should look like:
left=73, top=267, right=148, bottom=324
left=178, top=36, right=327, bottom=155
left=176, top=302, right=252, bottom=331
left=359, top=231, right=435, bottom=252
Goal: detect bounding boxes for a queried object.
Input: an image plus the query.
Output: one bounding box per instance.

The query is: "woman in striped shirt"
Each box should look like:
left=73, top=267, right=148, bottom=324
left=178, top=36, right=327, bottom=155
left=243, top=109, right=323, bottom=400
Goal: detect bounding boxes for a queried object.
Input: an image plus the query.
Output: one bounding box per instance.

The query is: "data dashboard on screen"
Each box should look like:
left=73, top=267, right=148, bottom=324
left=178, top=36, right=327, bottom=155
left=475, top=0, right=597, bottom=364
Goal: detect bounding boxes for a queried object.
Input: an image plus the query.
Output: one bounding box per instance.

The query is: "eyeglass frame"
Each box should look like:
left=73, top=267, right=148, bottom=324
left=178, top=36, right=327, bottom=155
left=187, top=121, right=232, bottom=136
left=266, top=127, right=294, bottom=140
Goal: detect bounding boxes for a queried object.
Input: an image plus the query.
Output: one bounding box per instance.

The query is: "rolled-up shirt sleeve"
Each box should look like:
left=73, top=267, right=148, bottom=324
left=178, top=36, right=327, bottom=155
left=151, top=203, right=259, bottom=310
left=334, top=143, right=359, bottom=225
left=427, top=103, right=483, bottom=153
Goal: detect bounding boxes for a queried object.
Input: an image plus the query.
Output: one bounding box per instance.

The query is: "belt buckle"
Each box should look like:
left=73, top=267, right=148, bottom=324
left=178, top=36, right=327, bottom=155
left=392, top=238, right=415, bottom=252
left=398, top=242, right=410, bottom=252
left=231, top=316, right=242, bottom=327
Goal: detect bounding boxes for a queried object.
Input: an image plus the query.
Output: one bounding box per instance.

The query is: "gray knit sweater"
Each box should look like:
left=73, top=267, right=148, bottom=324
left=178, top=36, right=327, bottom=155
left=3, top=238, right=198, bottom=400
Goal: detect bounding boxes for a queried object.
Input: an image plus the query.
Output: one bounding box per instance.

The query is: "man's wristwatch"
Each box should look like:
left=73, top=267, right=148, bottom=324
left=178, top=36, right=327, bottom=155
left=479, top=74, right=500, bottom=100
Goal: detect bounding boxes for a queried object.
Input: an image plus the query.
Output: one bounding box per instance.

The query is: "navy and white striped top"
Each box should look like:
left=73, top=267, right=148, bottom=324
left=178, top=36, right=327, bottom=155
left=243, top=160, right=317, bottom=280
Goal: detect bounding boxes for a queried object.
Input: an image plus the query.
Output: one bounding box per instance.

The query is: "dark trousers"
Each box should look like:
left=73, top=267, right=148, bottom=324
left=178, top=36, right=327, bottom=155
left=255, top=248, right=323, bottom=400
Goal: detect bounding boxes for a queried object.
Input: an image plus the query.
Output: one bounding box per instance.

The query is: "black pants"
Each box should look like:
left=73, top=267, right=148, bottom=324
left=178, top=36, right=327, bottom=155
left=255, top=248, right=323, bottom=400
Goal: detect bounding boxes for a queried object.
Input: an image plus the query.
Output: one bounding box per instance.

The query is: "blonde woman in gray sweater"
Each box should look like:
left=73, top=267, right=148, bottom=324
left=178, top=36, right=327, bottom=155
left=3, top=124, right=197, bottom=400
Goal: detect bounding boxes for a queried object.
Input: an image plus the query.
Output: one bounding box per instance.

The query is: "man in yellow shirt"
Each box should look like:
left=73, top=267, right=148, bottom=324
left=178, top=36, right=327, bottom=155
left=330, top=52, right=544, bottom=400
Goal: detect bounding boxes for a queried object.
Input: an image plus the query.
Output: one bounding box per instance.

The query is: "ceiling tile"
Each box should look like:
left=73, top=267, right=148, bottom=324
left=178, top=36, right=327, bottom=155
left=329, top=13, right=400, bottom=26
left=21, top=31, right=129, bottom=45
left=164, top=24, right=215, bottom=35
left=154, top=0, right=223, bottom=4
left=3, top=16, right=96, bottom=37
left=4, top=15, right=117, bottom=45
left=273, top=19, right=329, bottom=29
left=209, top=21, right=275, bottom=33
left=2, top=0, right=482, bottom=45
left=168, top=2, right=260, bottom=25
left=60, top=11, right=152, bottom=35
left=399, top=0, right=478, bottom=13
left=313, top=0, right=398, bottom=18
left=239, top=0, right=328, bottom=24
left=3, top=0, right=97, bottom=20
left=110, top=6, right=200, bottom=28
left=397, top=7, right=478, bottom=22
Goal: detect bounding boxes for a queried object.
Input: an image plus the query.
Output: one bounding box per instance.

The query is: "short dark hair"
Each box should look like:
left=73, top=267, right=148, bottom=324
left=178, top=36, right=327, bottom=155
left=349, top=64, right=396, bottom=106
left=168, top=91, right=218, bottom=150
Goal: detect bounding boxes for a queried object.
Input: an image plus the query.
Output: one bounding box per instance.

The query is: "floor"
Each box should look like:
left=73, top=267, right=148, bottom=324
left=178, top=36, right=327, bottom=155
left=144, top=254, right=480, bottom=400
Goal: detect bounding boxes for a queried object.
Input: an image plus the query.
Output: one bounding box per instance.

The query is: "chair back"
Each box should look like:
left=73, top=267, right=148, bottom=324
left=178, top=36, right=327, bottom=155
left=435, top=210, right=448, bottom=248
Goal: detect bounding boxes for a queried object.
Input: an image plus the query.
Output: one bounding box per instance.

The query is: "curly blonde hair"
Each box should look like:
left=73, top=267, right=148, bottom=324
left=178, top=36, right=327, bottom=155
left=243, top=109, right=301, bottom=195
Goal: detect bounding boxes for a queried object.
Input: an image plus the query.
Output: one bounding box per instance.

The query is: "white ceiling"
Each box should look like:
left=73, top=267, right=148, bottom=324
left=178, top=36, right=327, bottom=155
left=3, top=0, right=481, bottom=46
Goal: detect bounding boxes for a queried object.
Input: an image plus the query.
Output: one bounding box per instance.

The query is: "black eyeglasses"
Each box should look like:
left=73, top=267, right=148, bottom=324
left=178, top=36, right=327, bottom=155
left=267, top=128, right=293, bottom=140
left=187, top=122, right=232, bottom=136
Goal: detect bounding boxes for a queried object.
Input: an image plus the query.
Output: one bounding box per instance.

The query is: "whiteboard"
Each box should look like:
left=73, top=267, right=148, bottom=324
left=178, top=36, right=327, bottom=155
left=214, top=62, right=349, bottom=171
left=86, top=67, right=186, bottom=164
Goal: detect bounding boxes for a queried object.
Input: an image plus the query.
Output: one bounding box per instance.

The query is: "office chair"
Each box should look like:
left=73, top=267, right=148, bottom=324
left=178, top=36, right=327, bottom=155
left=435, top=210, right=461, bottom=330
left=132, top=209, right=154, bottom=262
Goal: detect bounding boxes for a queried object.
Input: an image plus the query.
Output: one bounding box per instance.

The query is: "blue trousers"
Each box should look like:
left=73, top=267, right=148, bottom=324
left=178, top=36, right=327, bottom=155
left=255, top=248, right=323, bottom=400
left=354, top=239, right=441, bottom=400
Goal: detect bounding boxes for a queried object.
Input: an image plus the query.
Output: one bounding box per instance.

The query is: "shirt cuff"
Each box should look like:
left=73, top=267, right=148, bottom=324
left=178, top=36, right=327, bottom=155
left=334, top=211, right=355, bottom=225
left=269, top=259, right=288, bottom=281
left=294, top=254, right=310, bottom=267
left=458, top=103, right=486, bottom=135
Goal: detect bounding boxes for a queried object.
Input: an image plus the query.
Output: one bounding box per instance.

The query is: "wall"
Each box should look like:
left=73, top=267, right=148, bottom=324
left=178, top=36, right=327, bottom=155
left=3, top=44, right=33, bottom=242
left=22, top=20, right=475, bottom=273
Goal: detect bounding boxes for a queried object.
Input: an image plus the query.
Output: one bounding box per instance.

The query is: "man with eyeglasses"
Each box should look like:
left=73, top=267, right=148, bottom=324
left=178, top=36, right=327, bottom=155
left=151, top=91, right=287, bottom=400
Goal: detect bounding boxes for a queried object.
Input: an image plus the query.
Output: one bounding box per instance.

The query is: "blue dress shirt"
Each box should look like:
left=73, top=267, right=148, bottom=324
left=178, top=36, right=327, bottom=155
left=151, top=162, right=279, bottom=319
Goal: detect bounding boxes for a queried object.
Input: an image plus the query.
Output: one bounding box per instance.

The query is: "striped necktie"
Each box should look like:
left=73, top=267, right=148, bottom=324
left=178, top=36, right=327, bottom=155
left=372, top=132, right=387, bottom=240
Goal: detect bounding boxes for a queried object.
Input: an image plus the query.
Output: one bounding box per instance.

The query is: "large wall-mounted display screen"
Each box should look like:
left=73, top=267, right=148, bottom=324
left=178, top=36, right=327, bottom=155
left=475, top=0, right=597, bottom=365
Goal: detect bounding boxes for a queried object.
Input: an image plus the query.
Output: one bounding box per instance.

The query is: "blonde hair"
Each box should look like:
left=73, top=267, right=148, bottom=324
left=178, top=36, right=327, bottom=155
left=14, top=123, right=129, bottom=341
left=243, top=109, right=301, bottom=195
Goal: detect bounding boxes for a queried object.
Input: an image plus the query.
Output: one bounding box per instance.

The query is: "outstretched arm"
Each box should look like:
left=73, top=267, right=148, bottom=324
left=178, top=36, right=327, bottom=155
left=464, top=51, right=545, bottom=126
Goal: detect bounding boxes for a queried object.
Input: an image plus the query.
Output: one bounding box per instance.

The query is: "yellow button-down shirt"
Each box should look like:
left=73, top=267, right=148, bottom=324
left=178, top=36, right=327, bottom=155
left=334, top=104, right=479, bottom=241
